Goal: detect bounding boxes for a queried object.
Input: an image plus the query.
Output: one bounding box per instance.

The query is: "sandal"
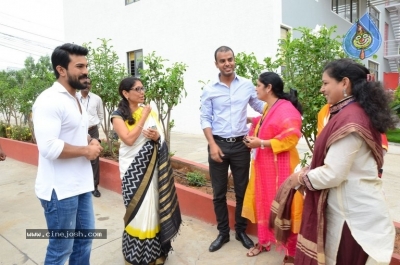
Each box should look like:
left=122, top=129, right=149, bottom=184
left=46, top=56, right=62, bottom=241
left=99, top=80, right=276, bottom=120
left=282, top=255, right=295, bottom=264
left=246, top=242, right=271, bottom=257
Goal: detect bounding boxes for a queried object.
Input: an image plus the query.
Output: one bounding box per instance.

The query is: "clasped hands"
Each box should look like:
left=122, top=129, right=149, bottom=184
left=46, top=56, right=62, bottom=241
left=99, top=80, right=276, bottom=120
left=243, top=136, right=261, bottom=149
left=86, top=139, right=103, bottom=160
left=142, top=127, right=160, bottom=141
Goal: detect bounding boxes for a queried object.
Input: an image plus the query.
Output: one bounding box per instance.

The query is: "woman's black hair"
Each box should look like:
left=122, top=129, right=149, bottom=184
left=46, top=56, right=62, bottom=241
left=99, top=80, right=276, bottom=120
left=116, top=76, right=142, bottom=125
left=323, top=58, right=397, bottom=133
left=258, top=72, right=303, bottom=115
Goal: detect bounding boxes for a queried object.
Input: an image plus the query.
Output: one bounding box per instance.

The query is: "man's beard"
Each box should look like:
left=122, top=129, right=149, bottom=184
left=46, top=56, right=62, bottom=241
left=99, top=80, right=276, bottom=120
left=67, top=73, right=88, bottom=90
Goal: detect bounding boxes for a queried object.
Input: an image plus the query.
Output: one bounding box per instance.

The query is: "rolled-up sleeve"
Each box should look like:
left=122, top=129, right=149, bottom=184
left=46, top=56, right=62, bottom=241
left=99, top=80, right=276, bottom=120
left=307, top=133, right=362, bottom=190
left=33, top=98, right=64, bottom=160
left=249, top=92, right=264, bottom=114
left=200, top=87, right=212, bottom=129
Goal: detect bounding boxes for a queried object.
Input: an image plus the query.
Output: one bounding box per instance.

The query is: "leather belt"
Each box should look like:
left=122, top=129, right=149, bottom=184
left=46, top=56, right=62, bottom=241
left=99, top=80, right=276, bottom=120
left=213, top=135, right=245, bottom=143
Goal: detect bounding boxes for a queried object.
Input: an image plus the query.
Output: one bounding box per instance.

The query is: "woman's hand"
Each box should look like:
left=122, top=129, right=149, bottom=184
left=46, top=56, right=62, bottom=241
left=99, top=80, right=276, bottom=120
left=243, top=136, right=260, bottom=149
left=142, top=127, right=160, bottom=141
left=141, top=104, right=152, bottom=118
left=288, top=166, right=310, bottom=188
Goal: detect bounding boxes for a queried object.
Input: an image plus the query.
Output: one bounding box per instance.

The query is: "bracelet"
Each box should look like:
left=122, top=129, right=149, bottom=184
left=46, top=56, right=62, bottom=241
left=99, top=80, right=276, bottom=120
left=297, top=172, right=304, bottom=185
left=260, top=140, right=265, bottom=149
left=137, top=125, right=143, bottom=129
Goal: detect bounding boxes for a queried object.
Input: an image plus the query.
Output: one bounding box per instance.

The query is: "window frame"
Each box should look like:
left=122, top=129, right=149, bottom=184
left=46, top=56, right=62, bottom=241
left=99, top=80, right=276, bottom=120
left=125, top=0, right=140, bottom=5
left=127, top=49, right=143, bottom=77
left=331, top=0, right=359, bottom=23
left=369, top=5, right=380, bottom=29
left=279, top=25, right=292, bottom=76
left=368, top=60, right=379, bottom=81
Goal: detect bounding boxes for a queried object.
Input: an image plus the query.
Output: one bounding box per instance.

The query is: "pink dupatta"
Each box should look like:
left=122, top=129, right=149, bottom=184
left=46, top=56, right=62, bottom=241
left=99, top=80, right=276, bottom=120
left=243, top=99, right=302, bottom=245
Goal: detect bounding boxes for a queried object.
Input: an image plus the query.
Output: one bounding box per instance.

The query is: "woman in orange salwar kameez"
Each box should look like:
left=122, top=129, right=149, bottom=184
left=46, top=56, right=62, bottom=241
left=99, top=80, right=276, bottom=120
left=242, top=72, right=302, bottom=264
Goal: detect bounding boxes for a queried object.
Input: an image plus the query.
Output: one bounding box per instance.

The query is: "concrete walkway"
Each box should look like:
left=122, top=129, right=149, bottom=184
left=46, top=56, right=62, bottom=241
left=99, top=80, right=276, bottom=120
left=0, top=131, right=399, bottom=264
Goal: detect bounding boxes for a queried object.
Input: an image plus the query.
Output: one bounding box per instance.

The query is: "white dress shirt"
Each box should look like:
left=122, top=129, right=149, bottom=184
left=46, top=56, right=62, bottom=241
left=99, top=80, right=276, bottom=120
left=77, top=91, right=104, bottom=127
left=32, top=82, right=93, bottom=201
left=200, top=74, right=264, bottom=138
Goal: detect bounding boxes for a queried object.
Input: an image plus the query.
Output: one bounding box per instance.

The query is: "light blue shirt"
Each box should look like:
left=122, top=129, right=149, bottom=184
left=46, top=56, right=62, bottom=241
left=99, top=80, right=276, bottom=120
left=200, top=74, right=264, bottom=138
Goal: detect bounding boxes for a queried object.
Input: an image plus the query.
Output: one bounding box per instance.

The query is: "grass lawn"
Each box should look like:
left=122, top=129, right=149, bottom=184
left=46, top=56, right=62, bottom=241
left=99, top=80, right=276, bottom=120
left=387, top=128, right=400, bottom=144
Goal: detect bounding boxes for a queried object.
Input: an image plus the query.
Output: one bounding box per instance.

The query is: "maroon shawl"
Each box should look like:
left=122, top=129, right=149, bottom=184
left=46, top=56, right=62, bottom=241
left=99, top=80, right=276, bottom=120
left=295, top=102, right=382, bottom=265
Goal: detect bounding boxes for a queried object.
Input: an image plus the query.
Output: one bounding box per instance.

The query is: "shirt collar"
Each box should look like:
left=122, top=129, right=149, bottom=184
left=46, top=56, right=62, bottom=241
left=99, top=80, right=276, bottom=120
left=53, top=81, right=79, bottom=100
left=213, top=73, right=239, bottom=85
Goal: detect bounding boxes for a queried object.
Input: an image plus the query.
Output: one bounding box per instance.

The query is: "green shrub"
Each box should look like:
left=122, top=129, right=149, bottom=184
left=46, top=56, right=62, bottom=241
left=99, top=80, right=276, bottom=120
left=3, top=125, right=33, bottom=142
left=387, top=128, right=400, bottom=144
left=0, top=122, right=6, bottom=138
left=100, top=140, right=120, bottom=160
left=391, top=87, right=400, bottom=118
left=186, top=171, right=206, bottom=187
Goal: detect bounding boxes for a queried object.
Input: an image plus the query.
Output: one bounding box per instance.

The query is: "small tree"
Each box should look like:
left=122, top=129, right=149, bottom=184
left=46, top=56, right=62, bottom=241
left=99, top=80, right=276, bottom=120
left=272, top=26, right=347, bottom=152
left=19, top=56, right=54, bottom=142
left=235, top=52, right=269, bottom=85
left=140, top=52, right=187, bottom=149
left=84, top=38, right=127, bottom=157
left=235, top=26, right=347, bottom=159
left=0, top=70, right=19, bottom=126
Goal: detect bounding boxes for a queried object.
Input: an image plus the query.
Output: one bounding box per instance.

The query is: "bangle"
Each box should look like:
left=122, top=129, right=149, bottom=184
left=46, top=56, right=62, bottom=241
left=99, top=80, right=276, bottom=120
left=260, top=140, right=265, bottom=149
left=297, top=172, right=304, bottom=185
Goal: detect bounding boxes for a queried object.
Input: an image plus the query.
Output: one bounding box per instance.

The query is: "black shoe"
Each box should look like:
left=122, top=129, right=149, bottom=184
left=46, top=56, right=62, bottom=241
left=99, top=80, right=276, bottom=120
left=209, top=234, right=230, bottom=252
left=235, top=231, right=254, bottom=249
left=92, top=189, right=101, bottom=197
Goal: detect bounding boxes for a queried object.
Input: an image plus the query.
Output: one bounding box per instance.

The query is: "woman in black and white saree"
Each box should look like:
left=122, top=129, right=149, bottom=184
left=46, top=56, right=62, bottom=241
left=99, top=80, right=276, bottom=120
left=111, top=77, right=181, bottom=265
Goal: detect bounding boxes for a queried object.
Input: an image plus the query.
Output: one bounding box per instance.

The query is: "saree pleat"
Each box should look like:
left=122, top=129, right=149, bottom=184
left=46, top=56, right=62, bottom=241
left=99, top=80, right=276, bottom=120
left=158, top=141, right=182, bottom=253
left=121, top=140, right=181, bottom=265
left=122, top=141, right=162, bottom=265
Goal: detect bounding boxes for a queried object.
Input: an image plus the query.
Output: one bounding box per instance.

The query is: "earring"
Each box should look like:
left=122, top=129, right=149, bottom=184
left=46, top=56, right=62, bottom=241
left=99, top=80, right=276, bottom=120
left=343, top=89, right=347, bottom=97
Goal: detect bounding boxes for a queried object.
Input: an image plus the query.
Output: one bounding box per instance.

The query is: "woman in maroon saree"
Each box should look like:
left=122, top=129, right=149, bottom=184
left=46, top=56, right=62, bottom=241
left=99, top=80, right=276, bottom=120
left=285, top=59, right=397, bottom=265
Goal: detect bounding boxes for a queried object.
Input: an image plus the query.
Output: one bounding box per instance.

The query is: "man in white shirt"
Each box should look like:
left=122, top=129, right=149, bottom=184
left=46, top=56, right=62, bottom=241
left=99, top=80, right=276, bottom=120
left=32, top=43, right=103, bottom=265
left=77, top=77, right=104, bottom=197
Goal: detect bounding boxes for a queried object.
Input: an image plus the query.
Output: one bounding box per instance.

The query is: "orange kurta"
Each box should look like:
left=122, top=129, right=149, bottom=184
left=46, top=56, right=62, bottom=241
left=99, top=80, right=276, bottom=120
left=242, top=100, right=302, bottom=245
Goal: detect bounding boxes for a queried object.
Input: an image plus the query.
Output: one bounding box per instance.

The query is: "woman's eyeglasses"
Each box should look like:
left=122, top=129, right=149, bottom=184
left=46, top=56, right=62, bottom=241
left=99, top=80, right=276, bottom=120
left=131, top=87, right=146, bottom=92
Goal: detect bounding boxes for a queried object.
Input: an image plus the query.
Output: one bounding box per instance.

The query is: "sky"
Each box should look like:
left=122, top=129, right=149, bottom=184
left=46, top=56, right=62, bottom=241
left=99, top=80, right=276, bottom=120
left=0, top=0, right=64, bottom=71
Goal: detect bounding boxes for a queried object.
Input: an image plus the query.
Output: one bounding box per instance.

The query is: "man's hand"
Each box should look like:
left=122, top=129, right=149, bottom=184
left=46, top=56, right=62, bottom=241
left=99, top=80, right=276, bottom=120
left=85, top=140, right=103, bottom=160
left=209, top=143, right=224, bottom=163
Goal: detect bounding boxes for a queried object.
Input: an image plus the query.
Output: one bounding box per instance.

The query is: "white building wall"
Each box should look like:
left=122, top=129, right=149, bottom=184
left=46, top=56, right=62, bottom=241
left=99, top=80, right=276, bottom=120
left=63, top=0, right=282, bottom=135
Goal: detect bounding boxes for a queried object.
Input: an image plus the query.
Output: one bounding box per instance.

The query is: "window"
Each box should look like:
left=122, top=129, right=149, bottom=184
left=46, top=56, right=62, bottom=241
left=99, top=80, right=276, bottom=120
left=369, top=6, right=380, bottom=28
left=126, top=0, right=140, bottom=5
left=368, top=61, right=379, bottom=81
left=127, top=50, right=143, bottom=77
left=280, top=26, right=289, bottom=40
left=280, top=26, right=290, bottom=75
left=332, top=0, right=359, bottom=23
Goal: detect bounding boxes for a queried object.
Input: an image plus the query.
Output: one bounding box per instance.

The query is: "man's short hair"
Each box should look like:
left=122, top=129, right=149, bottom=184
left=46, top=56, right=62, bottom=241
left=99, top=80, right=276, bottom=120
left=51, top=43, right=88, bottom=79
left=214, top=46, right=234, bottom=61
